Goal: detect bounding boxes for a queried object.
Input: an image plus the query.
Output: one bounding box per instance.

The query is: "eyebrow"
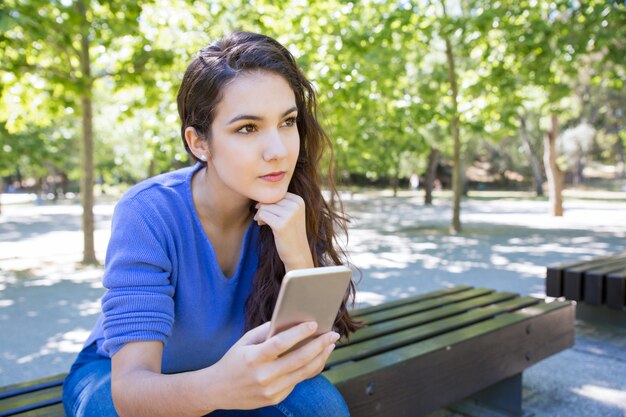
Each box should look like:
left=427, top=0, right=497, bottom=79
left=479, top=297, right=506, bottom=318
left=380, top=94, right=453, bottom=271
left=227, top=106, right=298, bottom=125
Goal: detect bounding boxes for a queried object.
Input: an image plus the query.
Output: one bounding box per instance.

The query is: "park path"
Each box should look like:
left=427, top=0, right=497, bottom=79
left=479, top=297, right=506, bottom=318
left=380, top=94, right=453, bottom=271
left=1, top=192, right=626, bottom=416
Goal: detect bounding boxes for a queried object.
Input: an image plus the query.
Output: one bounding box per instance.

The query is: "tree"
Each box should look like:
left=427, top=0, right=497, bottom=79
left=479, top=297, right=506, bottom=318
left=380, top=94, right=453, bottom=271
left=518, top=115, right=545, bottom=196
left=424, top=146, right=440, bottom=205
left=492, top=0, right=625, bottom=215
left=544, top=113, right=565, bottom=215
left=440, top=2, right=462, bottom=232
left=1, top=0, right=173, bottom=263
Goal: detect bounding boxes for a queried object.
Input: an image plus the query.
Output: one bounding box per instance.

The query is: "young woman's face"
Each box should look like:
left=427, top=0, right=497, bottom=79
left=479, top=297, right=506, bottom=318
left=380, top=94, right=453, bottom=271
left=208, top=71, right=300, bottom=205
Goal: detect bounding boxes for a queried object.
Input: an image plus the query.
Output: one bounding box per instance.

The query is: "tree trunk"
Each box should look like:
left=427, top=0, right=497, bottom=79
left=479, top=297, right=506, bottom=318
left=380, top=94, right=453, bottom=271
left=148, top=157, right=157, bottom=178
left=37, top=177, right=45, bottom=196
left=50, top=167, right=59, bottom=201
left=543, top=113, right=564, bottom=216
left=616, top=134, right=625, bottom=178
left=60, top=171, right=69, bottom=196
left=15, top=166, right=23, bottom=189
left=444, top=36, right=462, bottom=234
left=519, top=116, right=544, bottom=196
left=391, top=158, right=400, bottom=197
left=424, top=146, right=440, bottom=205
left=574, top=158, right=584, bottom=187
left=78, top=1, right=97, bottom=264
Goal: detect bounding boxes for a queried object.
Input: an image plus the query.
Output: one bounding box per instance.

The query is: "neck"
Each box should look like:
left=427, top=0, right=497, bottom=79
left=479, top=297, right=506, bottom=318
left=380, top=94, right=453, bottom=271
left=192, top=166, right=252, bottom=230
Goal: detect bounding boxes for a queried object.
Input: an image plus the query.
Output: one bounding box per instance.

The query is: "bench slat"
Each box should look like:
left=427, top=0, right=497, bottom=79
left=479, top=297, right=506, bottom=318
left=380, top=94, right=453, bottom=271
left=358, top=288, right=493, bottom=325
left=3, top=402, right=64, bottom=417
left=0, top=376, right=65, bottom=400
left=0, top=386, right=63, bottom=417
left=546, top=252, right=626, bottom=297
left=583, top=262, right=626, bottom=305
left=345, top=291, right=520, bottom=345
left=352, top=285, right=473, bottom=316
left=606, top=268, right=626, bottom=310
left=327, top=295, right=540, bottom=367
left=563, top=255, right=626, bottom=301
left=324, top=300, right=574, bottom=417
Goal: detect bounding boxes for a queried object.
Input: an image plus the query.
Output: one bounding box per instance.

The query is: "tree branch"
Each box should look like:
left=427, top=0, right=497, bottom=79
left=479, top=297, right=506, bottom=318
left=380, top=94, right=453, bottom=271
left=7, top=63, right=76, bottom=83
left=18, top=12, right=81, bottom=58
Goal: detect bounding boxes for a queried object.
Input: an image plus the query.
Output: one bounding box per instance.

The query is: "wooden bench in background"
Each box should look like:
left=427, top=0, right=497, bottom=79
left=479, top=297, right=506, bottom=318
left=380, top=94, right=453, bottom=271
left=546, top=251, right=626, bottom=325
left=0, top=286, right=574, bottom=417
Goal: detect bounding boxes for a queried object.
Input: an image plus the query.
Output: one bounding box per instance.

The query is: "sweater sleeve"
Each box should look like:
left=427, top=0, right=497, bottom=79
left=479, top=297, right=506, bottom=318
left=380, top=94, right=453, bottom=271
left=100, top=196, right=175, bottom=357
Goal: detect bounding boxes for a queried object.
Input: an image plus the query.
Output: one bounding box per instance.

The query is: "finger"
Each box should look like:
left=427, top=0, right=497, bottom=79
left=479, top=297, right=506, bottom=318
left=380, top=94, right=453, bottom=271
left=255, top=197, right=303, bottom=221
left=267, top=199, right=296, bottom=211
left=257, top=194, right=302, bottom=211
left=240, top=322, right=272, bottom=345
left=258, top=384, right=294, bottom=408
left=257, top=205, right=288, bottom=217
left=253, top=213, right=267, bottom=226
left=254, top=209, right=283, bottom=229
left=268, top=198, right=302, bottom=213
left=258, top=322, right=318, bottom=360
left=275, top=331, right=339, bottom=375
left=257, top=200, right=298, bottom=216
left=282, top=192, right=304, bottom=205
left=256, top=203, right=302, bottom=229
left=270, top=341, right=335, bottom=394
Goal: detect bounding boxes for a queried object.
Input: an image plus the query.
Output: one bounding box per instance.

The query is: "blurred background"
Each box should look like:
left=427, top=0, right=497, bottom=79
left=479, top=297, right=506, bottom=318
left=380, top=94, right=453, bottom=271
left=1, top=0, right=624, bottom=259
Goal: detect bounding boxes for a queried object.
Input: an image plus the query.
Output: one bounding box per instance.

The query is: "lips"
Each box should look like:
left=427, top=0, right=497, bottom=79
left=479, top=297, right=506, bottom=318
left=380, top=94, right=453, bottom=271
left=260, top=171, right=286, bottom=182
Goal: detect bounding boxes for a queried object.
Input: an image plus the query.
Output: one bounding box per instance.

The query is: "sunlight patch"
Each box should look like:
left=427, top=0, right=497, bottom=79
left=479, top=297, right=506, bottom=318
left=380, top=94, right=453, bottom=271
left=490, top=254, right=509, bottom=266
left=571, top=385, right=626, bottom=410
left=354, top=291, right=386, bottom=307
left=350, top=252, right=410, bottom=269
left=53, top=329, right=91, bottom=353
left=445, top=264, right=466, bottom=274
left=503, top=262, right=546, bottom=276
left=16, top=328, right=91, bottom=364
left=77, top=300, right=101, bottom=316
left=492, top=244, right=607, bottom=256
left=0, top=299, right=14, bottom=308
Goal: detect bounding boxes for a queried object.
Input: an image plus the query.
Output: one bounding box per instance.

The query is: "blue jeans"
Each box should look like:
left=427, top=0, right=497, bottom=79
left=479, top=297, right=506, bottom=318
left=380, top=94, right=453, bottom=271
left=63, top=343, right=350, bottom=417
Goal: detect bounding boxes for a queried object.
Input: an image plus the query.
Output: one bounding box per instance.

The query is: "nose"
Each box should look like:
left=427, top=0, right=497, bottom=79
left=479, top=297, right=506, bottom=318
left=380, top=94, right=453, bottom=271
left=262, top=129, right=289, bottom=162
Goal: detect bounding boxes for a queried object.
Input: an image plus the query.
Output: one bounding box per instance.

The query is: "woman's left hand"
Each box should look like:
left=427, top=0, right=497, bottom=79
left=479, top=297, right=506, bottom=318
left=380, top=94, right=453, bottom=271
left=254, top=192, right=314, bottom=271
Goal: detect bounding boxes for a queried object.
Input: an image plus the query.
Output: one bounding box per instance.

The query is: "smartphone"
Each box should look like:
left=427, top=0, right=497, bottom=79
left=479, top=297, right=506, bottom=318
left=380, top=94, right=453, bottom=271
left=267, top=265, right=352, bottom=352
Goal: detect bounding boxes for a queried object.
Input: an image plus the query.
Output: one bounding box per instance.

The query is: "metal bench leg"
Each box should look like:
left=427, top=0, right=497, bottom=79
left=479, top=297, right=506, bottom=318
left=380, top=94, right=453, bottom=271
left=446, top=373, right=532, bottom=417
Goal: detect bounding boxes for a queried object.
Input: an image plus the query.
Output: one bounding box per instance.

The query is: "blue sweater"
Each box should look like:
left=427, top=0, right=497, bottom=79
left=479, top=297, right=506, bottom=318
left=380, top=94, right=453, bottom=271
left=84, top=163, right=260, bottom=374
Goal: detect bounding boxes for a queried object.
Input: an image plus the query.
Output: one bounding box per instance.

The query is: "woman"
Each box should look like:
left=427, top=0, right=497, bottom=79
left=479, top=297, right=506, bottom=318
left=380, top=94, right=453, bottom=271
left=62, top=31, right=359, bottom=417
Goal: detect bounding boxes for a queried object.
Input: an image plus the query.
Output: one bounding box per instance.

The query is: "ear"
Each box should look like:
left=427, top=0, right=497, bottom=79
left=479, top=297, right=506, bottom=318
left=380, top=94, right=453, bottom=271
left=185, top=127, right=210, bottom=161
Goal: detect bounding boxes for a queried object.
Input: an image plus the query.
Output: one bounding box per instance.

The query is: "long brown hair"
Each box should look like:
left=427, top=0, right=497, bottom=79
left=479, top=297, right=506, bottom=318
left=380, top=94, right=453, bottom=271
left=177, top=31, right=360, bottom=338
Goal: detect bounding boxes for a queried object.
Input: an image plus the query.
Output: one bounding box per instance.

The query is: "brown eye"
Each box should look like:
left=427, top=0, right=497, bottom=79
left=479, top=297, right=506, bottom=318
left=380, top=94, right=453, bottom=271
left=283, top=117, right=297, bottom=127
left=237, top=124, right=257, bottom=134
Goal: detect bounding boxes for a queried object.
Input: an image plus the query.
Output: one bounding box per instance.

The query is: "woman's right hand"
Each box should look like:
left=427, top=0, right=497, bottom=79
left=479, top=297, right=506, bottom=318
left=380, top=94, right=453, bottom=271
left=210, top=321, right=340, bottom=410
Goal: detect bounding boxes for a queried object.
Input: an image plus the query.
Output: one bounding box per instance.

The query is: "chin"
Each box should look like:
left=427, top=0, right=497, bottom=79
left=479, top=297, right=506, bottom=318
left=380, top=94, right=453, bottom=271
left=257, top=195, right=286, bottom=205
left=255, top=189, right=289, bottom=204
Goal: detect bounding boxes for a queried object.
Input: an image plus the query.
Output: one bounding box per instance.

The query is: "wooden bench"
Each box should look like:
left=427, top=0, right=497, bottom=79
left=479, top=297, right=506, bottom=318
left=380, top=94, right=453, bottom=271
left=0, top=286, right=574, bottom=417
left=0, top=374, right=65, bottom=417
left=546, top=251, right=626, bottom=310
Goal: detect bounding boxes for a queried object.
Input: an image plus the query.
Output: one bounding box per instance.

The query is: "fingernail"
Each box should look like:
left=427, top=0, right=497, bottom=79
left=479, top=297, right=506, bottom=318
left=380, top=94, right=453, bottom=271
left=308, top=322, right=317, bottom=331
left=331, top=332, right=340, bottom=343
left=328, top=344, right=336, bottom=353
